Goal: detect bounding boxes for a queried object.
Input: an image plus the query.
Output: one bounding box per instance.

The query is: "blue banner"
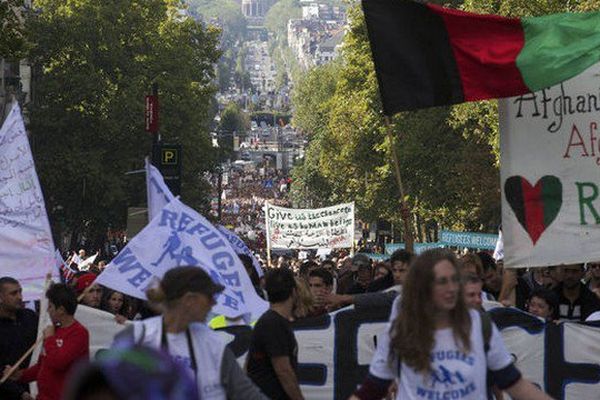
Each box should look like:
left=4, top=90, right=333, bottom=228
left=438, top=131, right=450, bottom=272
left=439, top=230, right=498, bottom=250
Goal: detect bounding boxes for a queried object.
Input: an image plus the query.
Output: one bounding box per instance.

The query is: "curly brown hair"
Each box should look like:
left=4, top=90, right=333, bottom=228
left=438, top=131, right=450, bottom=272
left=389, top=249, right=471, bottom=373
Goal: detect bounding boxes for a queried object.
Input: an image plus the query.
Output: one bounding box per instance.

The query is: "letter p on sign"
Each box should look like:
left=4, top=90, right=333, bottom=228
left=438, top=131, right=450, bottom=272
left=162, top=149, right=178, bottom=165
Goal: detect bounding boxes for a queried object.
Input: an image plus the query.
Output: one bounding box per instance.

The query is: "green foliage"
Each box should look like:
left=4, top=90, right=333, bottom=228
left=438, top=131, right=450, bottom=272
left=290, top=3, right=502, bottom=236
left=0, top=0, right=29, bottom=58
left=28, top=0, right=220, bottom=243
left=264, top=0, right=301, bottom=37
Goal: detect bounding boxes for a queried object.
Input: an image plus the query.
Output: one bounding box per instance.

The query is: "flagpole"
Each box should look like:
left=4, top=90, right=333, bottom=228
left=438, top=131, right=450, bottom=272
left=264, top=201, right=272, bottom=268
left=384, top=116, right=414, bottom=253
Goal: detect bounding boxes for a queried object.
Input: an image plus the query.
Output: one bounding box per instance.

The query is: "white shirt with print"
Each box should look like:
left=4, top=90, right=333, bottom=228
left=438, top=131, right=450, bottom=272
left=166, top=332, right=195, bottom=379
left=369, top=309, right=512, bottom=400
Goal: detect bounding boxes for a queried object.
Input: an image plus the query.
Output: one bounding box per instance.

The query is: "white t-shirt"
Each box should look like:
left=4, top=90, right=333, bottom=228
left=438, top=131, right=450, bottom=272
left=166, top=332, right=195, bottom=378
left=369, top=309, right=513, bottom=400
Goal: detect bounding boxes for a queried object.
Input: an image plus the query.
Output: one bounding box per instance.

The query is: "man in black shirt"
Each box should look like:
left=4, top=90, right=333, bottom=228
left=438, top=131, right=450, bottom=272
left=247, top=268, right=303, bottom=400
left=553, top=264, right=600, bottom=321
left=0, top=277, right=38, bottom=400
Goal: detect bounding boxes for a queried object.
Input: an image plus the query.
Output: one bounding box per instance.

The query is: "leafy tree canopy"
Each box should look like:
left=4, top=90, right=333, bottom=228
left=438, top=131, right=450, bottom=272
left=28, top=0, right=220, bottom=246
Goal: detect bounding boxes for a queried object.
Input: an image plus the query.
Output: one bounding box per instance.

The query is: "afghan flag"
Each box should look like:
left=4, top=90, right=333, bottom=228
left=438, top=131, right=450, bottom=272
left=362, top=0, right=600, bottom=115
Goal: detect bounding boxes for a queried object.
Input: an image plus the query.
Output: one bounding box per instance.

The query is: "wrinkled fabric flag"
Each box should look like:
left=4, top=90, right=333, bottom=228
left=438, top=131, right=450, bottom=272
left=0, top=103, right=56, bottom=300
left=96, top=198, right=268, bottom=320
left=145, top=157, right=174, bottom=222
left=217, top=225, right=263, bottom=278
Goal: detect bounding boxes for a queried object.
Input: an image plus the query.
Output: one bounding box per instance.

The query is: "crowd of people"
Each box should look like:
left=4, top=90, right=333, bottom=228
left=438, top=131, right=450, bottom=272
left=3, top=240, right=600, bottom=399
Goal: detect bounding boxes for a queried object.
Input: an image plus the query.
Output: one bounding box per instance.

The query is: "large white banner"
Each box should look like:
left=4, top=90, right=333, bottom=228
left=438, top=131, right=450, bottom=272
left=500, top=63, right=600, bottom=267
left=265, top=202, right=355, bottom=249
left=78, top=304, right=600, bottom=400
left=0, top=103, right=56, bottom=299
left=96, top=198, right=268, bottom=320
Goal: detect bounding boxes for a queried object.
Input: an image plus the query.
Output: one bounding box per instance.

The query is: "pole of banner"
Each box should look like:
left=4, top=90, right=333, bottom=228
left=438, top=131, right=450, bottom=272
left=1, top=273, right=53, bottom=384
left=264, top=201, right=272, bottom=268
left=384, top=116, right=414, bottom=253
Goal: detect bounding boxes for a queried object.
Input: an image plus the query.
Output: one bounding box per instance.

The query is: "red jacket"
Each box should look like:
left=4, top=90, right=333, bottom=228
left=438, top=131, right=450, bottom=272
left=20, top=320, right=89, bottom=400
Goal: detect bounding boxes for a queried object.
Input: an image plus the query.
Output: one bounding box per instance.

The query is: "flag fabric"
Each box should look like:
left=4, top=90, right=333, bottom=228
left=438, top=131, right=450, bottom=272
left=78, top=252, right=99, bottom=271
left=95, top=198, right=268, bottom=320
left=0, top=103, right=57, bottom=300
left=217, top=225, right=264, bottom=278
left=493, top=229, right=504, bottom=262
left=54, top=250, right=75, bottom=282
left=361, top=0, right=600, bottom=115
left=145, top=157, right=174, bottom=222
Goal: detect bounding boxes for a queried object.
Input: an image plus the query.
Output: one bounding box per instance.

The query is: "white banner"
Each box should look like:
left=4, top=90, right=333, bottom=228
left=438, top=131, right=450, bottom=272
left=265, top=202, right=354, bottom=249
left=96, top=198, right=268, bottom=320
left=500, top=63, right=600, bottom=267
left=217, top=225, right=263, bottom=278
left=78, top=304, right=600, bottom=400
left=0, top=103, right=56, bottom=299
left=145, top=157, right=174, bottom=222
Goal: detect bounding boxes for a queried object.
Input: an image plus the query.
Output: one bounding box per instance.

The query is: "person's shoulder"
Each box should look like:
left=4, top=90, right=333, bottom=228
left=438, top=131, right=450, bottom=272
left=18, top=308, right=38, bottom=322
left=255, top=310, right=288, bottom=329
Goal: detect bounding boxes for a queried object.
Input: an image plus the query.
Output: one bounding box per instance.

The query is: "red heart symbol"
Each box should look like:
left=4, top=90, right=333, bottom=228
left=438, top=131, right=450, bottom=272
left=504, top=176, right=562, bottom=244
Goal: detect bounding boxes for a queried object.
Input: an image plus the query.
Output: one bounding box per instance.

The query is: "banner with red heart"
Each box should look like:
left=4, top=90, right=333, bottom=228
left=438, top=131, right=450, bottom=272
left=504, top=176, right=562, bottom=245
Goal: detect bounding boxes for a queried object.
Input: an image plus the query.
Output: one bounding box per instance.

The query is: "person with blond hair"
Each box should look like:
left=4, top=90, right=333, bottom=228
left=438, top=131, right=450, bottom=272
left=113, top=266, right=267, bottom=400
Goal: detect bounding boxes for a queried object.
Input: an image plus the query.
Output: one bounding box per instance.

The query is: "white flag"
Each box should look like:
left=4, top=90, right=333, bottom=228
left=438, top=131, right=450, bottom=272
left=493, top=229, right=504, bottom=262
left=145, top=157, right=174, bottom=221
left=217, top=225, right=263, bottom=278
left=0, top=103, right=57, bottom=300
left=78, top=252, right=99, bottom=271
left=96, top=198, right=268, bottom=319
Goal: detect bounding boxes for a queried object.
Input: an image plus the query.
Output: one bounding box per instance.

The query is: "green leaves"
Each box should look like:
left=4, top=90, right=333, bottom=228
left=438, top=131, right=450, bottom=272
left=28, top=0, right=219, bottom=244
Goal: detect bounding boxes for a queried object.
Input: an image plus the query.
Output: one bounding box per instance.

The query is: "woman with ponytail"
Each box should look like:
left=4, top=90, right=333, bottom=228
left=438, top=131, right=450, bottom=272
left=113, top=266, right=268, bottom=400
left=350, top=249, right=552, bottom=400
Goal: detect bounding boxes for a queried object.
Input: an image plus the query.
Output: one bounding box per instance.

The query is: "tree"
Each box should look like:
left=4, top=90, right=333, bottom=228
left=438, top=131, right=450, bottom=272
left=290, top=2, right=502, bottom=240
left=0, top=0, right=29, bottom=59
left=28, top=0, right=220, bottom=247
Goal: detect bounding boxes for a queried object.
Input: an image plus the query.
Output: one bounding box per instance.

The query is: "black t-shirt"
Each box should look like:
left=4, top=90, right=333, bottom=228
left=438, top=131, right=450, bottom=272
left=554, top=283, right=600, bottom=321
left=0, top=308, right=38, bottom=399
left=247, top=309, right=298, bottom=400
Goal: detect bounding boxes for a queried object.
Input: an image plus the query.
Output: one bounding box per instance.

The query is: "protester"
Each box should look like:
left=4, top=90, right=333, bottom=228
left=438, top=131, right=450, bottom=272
left=351, top=249, right=552, bottom=400
left=527, top=287, right=558, bottom=322
left=552, top=264, right=600, bottom=321
left=101, top=289, right=129, bottom=324
left=0, top=277, right=38, bottom=400
left=325, top=249, right=412, bottom=312
left=76, top=273, right=102, bottom=309
left=307, top=268, right=334, bottom=317
left=462, top=273, right=484, bottom=310
left=247, top=268, right=304, bottom=400
left=346, top=258, right=373, bottom=295
left=587, top=261, right=600, bottom=297
left=479, top=252, right=502, bottom=300
left=292, top=277, right=314, bottom=320
left=113, top=266, right=267, bottom=400
left=366, top=262, right=394, bottom=293
left=3, top=283, right=89, bottom=400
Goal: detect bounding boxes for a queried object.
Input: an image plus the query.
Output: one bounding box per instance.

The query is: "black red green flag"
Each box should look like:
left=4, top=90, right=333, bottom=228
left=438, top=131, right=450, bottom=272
left=361, top=0, right=600, bottom=115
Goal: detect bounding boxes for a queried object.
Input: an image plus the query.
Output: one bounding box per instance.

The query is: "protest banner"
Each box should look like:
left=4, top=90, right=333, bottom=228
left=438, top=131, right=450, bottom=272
left=265, top=202, right=354, bottom=249
left=145, top=157, right=174, bottom=222
left=0, top=103, right=56, bottom=300
left=439, top=230, right=498, bottom=250
left=500, top=62, right=600, bottom=267
left=385, top=242, right=444, bottom=255
left=77, top=302, right=600, bottom=400
left=217, top=225, right=263, bottom=277
left=95, top=198, right=268, bottom=320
